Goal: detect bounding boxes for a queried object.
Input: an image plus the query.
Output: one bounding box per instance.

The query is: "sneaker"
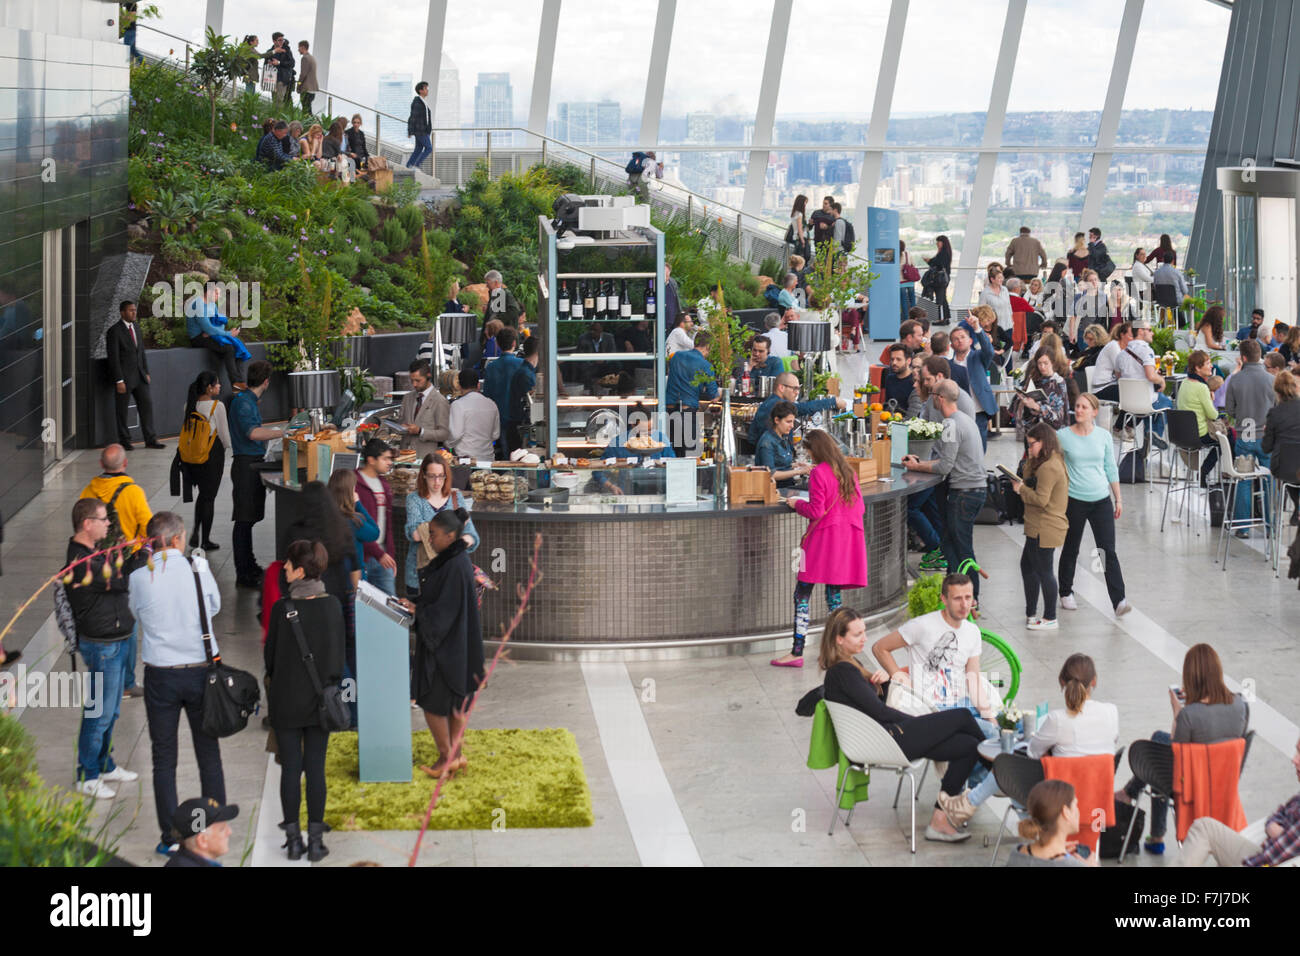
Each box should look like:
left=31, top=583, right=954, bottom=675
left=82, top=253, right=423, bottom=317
left=75, top=778, right=116, bottom=799
left=155, top=841, right=179, bottom=857
left=122, top=686, right=143, bottom=699
left=1027, top=618, right=1058, bottom=631
left=1234, top=529, right=1250, bottom=540
left=919, top=549, right=947, bottom=571
left=1143, top=836, right=1165, bottom=855
left=1059, top=594, right=1078, bottom=611
left=1151, top=435, right=1168, bottom=452
left=100, top=766, right=138, bottom=783
left=1114, top=600, right=1133, bottom=617
left=1026, top=616, right=1039, bottom=627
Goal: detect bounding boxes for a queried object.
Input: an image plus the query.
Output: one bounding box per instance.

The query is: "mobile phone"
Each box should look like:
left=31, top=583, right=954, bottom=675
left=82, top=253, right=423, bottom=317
left=1170, top=684, right=1185, bottom=700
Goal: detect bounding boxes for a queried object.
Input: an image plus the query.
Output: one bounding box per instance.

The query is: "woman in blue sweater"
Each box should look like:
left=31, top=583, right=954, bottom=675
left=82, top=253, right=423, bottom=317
left=405, top=452, right=479, bottom=596
left=1055, top=393, right=1130, bottom=617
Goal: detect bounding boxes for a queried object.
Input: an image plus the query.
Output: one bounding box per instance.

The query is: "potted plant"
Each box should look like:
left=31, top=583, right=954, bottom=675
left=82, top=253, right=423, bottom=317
left=901, top=417, right=942, bottom=460
left=996, top=703, right=1023, bottom=753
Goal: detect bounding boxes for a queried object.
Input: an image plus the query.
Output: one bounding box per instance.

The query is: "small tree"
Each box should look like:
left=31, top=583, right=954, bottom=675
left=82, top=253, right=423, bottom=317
left=190, top=27, right=255, bottom=145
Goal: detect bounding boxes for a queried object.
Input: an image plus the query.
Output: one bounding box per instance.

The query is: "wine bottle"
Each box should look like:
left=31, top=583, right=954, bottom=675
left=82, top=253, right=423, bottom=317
left=572, top=280, right=585, bottom=320
left=582, top=280, right=595, bottom=318
left=645, top=278, right=656, bottom=319
left=557, top=280, right=570, bottom=319
left=595, top=279, right=607, bottom=317
left=619, top=278, right=631, bottom=319
left=608, top=279, right=621, bottom=319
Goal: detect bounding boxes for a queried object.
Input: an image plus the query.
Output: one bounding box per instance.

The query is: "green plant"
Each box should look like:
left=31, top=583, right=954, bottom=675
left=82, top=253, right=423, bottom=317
left=341, top=367, right=376, bottom=405
left=139, top=313, right=180, bottom=349
left=327, top=251, right=359, bottom=278
left=370, top=240, right=389, bottom=260
left=346, top=201, right=380, bottom=231
left=160, top=236, right=201, bottom=269
left=190, top=27, right=257, bottom=145
left=397, top=204, right=424, bottom=236
left=151, top=188, right=193, bottom=236
left=804, top=238, right=878, bottom=314
left=758, top=256, right=785, bottom=281
left=0, top=713, right=38, bottom=792
left=380, top=217, right=409, bottom=253
left=907, top=573, right=944, bottom=618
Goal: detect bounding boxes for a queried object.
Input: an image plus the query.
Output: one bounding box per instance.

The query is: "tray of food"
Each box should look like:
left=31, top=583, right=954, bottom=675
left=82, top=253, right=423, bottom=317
left=469, top=470, right=529, bottom=502
left=625, top=435, right=665, bottom=453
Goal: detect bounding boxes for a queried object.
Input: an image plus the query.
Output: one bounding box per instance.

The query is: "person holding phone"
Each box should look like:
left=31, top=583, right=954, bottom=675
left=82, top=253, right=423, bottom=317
left=1116, top=643, right=1250, bottom=854
left=1006, top=779, right=1098, bottom=866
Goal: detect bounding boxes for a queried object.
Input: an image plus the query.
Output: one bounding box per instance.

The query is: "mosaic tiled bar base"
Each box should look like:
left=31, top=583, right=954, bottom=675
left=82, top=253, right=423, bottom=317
left=475, top=497, right=911, bottom=649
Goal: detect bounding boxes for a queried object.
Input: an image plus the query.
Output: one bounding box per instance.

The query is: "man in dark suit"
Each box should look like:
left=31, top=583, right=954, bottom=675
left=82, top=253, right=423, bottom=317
left=106, top=301, right=163, bottom=449
left=578, top=321, right=616, bottom=391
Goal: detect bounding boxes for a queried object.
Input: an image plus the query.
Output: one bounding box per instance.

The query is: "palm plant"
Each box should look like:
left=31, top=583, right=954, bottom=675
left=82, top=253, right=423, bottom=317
left=190, top=27, right=256, bottom=145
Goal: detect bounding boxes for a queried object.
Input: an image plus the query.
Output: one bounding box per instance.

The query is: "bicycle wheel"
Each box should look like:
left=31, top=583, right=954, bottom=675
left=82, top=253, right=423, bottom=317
left=979, top=629, right=1021, bottom=703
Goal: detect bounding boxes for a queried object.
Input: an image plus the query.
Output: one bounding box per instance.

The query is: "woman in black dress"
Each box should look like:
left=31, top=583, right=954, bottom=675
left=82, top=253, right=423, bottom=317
left=819, top=607, right=985, bottom=842
left=265, top=539, right=345, bottom=861
left=414, top=509, right=485, bottom=779
left=921, top=235, right=952, bottom=322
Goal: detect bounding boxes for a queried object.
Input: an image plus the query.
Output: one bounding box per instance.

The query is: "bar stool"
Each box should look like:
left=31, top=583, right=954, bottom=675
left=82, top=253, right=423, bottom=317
left=1273, top=473, right=1300, bottom=576
left=1117, top=379, right=1168, bottom=492
left=1160, top=410, right=1210, bottom=533
left=1214, top=432, right=1273, bottom=570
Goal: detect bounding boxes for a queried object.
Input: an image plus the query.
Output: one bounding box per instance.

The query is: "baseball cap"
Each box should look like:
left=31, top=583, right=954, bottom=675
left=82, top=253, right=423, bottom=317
left=171, top=797, right=239, bottom=839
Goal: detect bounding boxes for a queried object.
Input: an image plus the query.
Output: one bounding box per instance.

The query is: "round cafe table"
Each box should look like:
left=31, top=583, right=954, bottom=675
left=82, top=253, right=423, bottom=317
left=978, top=735, right=1027, bottom=762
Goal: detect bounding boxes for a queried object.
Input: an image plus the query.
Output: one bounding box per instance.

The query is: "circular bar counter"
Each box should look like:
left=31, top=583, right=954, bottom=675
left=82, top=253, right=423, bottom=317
left=264, top=468, right=941, bottom=660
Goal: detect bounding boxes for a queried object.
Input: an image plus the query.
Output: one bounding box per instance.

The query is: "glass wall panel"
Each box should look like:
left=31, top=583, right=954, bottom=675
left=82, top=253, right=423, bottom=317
left=660, top=0, right=774, bottom=147
left=662, top=149, right=750, bottom=207
left=1115, top=0, right=1229, bottom=146
left=549, top=0, right=656, bottom=147
left=884, top=150, right=980, bottom=271
left=772, top=0, right=889, bottom=145
left=1098, top=151, right=1206, bottom=269
left=980, top=152, right=1092, bottom=262
left=148, top=0, right=207, bottom=47
left=444, top=0, right=543, bottom=146
left=887, top=0, right=1008, bottom=146
left=318, top=0, right=427, bottom=138
left=757, top=150, right=861, bottom=219
left=1001, top=0, right=1124, bottom=148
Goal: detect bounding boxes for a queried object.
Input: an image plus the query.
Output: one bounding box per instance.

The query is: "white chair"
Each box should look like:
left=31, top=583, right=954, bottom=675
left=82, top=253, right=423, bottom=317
left=1272, top=475, right=1300, bottom=576
left=1084, top=365, right=1097, bottom=392
left=1214, top=431, right=1273, bottom=570
left=823, top=700, right=928, bottom=853
left=1117, top=378, right=1169, bottom=490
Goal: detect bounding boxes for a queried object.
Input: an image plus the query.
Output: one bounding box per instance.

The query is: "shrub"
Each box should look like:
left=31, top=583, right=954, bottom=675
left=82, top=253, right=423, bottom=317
left=397, top=204, right=424, bottom=236
left=347, top=226, right=371, bottom=250
left=759, top=256, right=785, bottom=281
left=160, top=237, right=200, bottom=269
left=907, top=573, right=944, bottom=619
left=380, top=217, right=409, bottom=253
left=0, top=714, right=38, bottom=792
left=327, top=252, right=359, bottom=279
left=346, top=201, right=380, bottom=231
left=370, top=240, right=389, bottom=260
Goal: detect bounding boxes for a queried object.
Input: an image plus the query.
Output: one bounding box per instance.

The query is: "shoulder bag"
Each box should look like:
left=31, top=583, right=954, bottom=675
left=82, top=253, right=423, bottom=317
left=283, top=599, right=350, bottom=732
left=191, top=561, right=261, bottom=737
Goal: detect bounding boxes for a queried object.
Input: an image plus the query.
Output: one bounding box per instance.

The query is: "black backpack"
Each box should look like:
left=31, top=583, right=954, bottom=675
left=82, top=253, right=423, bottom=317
left=625, top=151, right=647, bottom=175
left=840, top=219, right=856, bottom=252
left=810, top=210, right=835, bottom=244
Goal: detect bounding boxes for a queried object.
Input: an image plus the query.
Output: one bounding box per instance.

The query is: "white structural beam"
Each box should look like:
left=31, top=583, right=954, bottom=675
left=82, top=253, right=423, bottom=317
left=853, top=0, right=909, bottom=228
left=742, top=0, right=794, bottom=217
left=312, top=0, right=335, bottom=91
left=953, top=0, right=1027, bottom=311
left=204, top=0, right=223, bottom=36
left=421, top=0, right=449, bottom=126
left=528, top=0, right=563, bottom=145
left=639, top=0, right=676, bottom=146
left=1081, top=0, right=1145, bottom=235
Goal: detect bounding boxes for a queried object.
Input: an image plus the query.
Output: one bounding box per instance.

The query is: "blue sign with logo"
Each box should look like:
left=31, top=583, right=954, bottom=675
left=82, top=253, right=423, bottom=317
left=867, top=206, right=900, bottom=341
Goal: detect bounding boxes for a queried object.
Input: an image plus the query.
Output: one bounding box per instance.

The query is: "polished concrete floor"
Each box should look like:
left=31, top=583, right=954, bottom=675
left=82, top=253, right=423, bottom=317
left=3, top=362, right=1297, bottom=867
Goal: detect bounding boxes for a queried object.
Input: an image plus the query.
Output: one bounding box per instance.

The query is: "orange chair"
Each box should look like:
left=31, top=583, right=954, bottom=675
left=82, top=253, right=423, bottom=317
left=868, top=364, right=885, bottom=391
left=1041, top=753, right=1115, bottom=853
left=1172, top=737, right=1247, bottom=842
left=1012, top=311, right=1027, bottom=352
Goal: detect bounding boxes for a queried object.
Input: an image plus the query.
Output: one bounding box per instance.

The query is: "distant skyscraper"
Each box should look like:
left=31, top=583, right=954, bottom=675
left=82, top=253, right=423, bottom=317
left=685, top=112, right=715, bottom=144
left=790, top=152, right=819, bottom=183
left=377, top=73, right=412, bottom=136
left=555, top=100, right=621, bottom=145
left=437, top=53, right=461, bottom=147
left=1049, top=162, right=1070, bottom=199
left=474, top=72, right=513, bottom=145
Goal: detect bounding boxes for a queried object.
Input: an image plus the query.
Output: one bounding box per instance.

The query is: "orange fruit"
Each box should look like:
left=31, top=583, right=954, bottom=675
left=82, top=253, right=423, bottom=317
left=870, top=402, right=883, bottom=412
left=880, top=411, right=892, bottom=422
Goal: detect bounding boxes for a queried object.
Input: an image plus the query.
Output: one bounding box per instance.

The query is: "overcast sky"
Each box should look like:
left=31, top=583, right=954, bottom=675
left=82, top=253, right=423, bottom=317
left=148, top=0, right=1230, bottom=123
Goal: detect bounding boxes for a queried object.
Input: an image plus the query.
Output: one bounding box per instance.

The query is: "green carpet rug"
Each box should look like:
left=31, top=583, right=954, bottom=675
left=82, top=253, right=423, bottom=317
left=300, top=728, right=594, bottom=830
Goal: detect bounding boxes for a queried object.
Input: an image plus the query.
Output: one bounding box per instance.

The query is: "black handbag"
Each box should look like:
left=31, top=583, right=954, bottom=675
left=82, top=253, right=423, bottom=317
left=1099, top=800, right=1145, bottom=859
left=190, top=562, right=261, bottom=738
left=283, top=599, right=350, bottom=732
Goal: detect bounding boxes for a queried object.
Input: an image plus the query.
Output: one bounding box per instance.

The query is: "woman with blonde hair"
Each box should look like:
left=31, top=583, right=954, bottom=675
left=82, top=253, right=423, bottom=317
left=1066, top=233, right=1089, bottom=279
left=1006, top=779, right=1097, bottom=866
left=819, top=606, right=984, bottom=843
left=1072, top=324, right=1110, bottom=371
left=1117, top=643, right=1249, bottom=854
left=772, top=429, right=867, bottom=667
left=302, top=123, right=324, bottom=161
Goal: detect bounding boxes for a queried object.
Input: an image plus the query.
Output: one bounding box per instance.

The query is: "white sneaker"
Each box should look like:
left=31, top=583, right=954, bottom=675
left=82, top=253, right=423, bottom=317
left=1027, top=618, right=1059, bottom=631
left=75, top=778, right=116, bottom=799
left=1026, top=616, right=1039, bottom=627
left=100, top=766, right=138, bottom=783
left=1114, top=600, right=1133, bottom=617
left=1059, top=594, right=1078, bottom=611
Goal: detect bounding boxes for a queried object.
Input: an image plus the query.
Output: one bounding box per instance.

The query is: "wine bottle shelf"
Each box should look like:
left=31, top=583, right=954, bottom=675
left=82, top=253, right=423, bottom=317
left=555, top=272, right=656, bottom=280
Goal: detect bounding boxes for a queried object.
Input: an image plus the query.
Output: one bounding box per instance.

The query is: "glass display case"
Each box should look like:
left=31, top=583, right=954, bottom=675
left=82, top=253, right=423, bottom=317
left=431, top=460, right=721, bottom=510
left=536, top=215, right=667, bottom=457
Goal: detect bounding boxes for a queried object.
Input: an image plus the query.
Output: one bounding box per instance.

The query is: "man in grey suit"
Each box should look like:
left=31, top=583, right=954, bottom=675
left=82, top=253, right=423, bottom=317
left=399, top=359, right=450, bottom=460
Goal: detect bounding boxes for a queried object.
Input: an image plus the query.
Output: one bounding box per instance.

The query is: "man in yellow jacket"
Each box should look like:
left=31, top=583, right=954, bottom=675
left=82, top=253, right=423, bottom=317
left=79, top=444, right=153, bottom=698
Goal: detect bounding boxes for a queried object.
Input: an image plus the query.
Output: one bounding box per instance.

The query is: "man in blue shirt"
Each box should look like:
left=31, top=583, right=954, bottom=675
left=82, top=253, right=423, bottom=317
left=665, top=331, right=719, bottom=456
left=1236, top=308, right=1265, bottom=341
left=506, top=335, right=540, bottom=455
left=185, top=283, right=247, bottom=390
left=747, top=371, right=845, bottom=446
left=481, top=326, right=523, bottom=457
left=733, top=334, right=785, bottom=387
left=229, top=360, right=285, bottom=588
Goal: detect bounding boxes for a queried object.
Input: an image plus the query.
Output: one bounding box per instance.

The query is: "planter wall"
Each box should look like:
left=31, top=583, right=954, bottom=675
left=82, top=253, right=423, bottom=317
left=89, top=331, right=432, bottom=444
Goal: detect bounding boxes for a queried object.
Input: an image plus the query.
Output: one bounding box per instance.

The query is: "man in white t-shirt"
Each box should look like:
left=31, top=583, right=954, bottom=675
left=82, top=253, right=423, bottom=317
left=763, top=312, right=790, bottom=357
left=871, top=573, right=991, bottom=716
left=665, top=312, right=696, bottom=358
left=1091, top=327, right=1126, bottom=394
left=1109, top=318, right=1172, bottom=441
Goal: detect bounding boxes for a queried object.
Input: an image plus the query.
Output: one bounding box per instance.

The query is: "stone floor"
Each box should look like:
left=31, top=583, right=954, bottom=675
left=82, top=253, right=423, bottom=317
left=3, top=354, right=1297, bottom=868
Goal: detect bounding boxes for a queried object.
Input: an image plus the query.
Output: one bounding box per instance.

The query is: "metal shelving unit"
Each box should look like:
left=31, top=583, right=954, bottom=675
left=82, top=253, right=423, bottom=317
left=537, top=217, right=666, bottom=456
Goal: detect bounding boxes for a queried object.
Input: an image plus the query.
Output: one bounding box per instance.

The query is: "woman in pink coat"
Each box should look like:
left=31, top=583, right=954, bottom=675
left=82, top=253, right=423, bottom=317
left=772, top=429, right=869, bottom=667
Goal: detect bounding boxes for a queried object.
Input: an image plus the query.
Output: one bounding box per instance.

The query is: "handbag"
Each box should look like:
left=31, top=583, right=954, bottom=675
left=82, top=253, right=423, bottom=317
left=191, top=561, right=261, bottom=738
left=885, top=679, right=931, bottom=716
left=283, top=599, right=350, bottom=732
left=1207, top=417, right=1229, bottom=439
left=1099, top=800, right=1145, bottom=859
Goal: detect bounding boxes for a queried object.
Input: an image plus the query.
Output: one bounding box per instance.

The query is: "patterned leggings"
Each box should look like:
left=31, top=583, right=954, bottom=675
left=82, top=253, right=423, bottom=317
left=792, top=581, right=842, bottom=656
